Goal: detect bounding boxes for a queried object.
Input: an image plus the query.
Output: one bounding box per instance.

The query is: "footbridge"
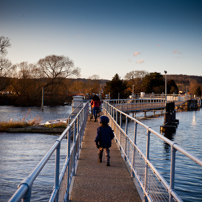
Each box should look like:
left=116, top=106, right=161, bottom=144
left=9, top=99, right=202, bottom=202
left=106, top=98, right=187, bottom=113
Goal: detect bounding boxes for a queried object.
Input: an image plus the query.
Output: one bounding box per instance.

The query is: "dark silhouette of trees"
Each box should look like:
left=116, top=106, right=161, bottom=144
left=8, top=62, right=41, bottom=106
left=36, top=55, right=81, bottom=105
left=124, top=70, right=148, bottom=94
left=104, top=74, right=128, bottom=99
left=0, top=36, right=11, bottom=55
left=141, top=72, right=164, bottom=93
left=194, top=86, right=201, bottom=96
left=167, top=79, right=178, bottom=94
left=0, top=36, right=13, bottom=91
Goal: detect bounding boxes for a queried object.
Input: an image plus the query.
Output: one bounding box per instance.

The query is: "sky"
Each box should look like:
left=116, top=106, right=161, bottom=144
left=0, top=0, right=202, bottom=80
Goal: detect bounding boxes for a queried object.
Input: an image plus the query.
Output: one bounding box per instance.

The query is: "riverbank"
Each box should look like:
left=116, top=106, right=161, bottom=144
left=0, top=125, right=66, bottom=133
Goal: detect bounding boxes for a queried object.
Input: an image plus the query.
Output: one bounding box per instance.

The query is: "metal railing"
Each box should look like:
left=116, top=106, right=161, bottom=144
left=9, top=101, right=89, bottom=202
left=111, top=98, right=166, bottom=113
left=105, top=98, right=164, bottom=105
left=103, top=100, right=202, bottom=202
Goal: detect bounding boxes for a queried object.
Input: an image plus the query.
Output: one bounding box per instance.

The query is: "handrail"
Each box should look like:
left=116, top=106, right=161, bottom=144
left=67, top=102, right=83, bottom=123
left=9, top=101, right=89, bottom=202
left=103, top=100, right=202, bottom=202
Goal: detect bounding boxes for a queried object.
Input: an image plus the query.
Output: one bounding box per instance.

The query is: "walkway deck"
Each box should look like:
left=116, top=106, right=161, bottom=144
left=70, top=120, right=141, bottom=202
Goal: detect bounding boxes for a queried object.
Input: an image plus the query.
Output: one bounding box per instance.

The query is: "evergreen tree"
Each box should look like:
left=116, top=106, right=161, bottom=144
left=167, top=79, right=178, bottom=94
left=141, top=72, right=164, bottom=93
left=104, top=74, right=128, bottom=99
left=194, top=86, right=201, bottom=96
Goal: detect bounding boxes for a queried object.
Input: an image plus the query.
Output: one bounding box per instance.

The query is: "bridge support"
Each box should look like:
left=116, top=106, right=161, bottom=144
left=160, top=102, right=179, bottom=133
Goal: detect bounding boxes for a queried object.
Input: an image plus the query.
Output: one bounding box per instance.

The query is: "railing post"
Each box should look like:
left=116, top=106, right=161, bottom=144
left=54, top=141, right=60, bottom=202
left=134, top=122, right=137, bottom=145
left=78, top=114, right=81, bottom=150
left=73, top=120, right=77, bottom=176
left=144, top=129, right=150, bottom=202
left=131, top=122, right=138, bottom=178
left=120, top=113, right=122, bottom=129
left=169, top=144, right=176, bottom=202
left=125, top=116, right=128, bottom=135
left=66, top=129, right=71, bottom=201
left=21, top=185, right=32, bottom=202
left=124, top=116, right=128, bottom=161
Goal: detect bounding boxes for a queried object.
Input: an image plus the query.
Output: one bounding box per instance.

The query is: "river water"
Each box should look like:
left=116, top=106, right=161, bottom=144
left=0, top=106, right=202, bottom=201
left=0, top=106, right=71, bottom=201
left=127, top=110, right=202, bottom=202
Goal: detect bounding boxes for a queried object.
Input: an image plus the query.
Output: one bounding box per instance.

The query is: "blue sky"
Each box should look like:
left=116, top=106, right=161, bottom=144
left=1, top=0, right=202, bottom=80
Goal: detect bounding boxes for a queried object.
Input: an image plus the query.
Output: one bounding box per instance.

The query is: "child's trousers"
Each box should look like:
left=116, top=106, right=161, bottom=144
left=98, top=147, right=110, bottom=163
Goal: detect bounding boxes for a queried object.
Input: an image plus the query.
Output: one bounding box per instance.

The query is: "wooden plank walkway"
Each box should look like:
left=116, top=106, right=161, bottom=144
left=70, top=120, right=141, bottom=202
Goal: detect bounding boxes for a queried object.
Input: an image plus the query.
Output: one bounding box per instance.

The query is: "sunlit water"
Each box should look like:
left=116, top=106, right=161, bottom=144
left=127, top=110, right=202, bottom=202
left=0, top=106, right=202, bottom=201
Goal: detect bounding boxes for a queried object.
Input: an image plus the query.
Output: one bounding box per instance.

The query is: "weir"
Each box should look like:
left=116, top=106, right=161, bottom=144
left=8, top=99, right=202, bottom=202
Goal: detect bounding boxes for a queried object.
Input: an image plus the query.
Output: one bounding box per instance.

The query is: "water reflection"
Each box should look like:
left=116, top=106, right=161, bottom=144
left=162, top=131, right=176, bottom=153
left=192, top=111, right=196, bottom=126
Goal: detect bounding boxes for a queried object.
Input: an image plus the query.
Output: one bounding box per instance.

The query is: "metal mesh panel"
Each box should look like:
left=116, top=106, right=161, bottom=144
left=134, top=148, right=146, bottom=186
left=146, top=166, right=169, bottom=201
left=114, top=124, right=171, bottom=202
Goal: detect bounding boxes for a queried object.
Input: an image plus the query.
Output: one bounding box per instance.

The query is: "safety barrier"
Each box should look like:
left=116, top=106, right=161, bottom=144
left=103, top=100, right=202, bottom=202
left=114, top=99, right=166, bottom=113
left=8, top=101, right=89, bottom=202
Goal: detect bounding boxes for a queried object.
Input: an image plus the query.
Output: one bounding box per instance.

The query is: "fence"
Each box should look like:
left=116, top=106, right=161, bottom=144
left=103, top=100, right=202, bottom=202
left=111, top=98, right=166, bottom=113
left=8, top=101, right=89, bottom=202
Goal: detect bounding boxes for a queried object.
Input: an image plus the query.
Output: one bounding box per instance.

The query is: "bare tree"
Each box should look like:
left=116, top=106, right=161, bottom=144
left=0, top=36, right=11, bottom=55
left=38, top=55, right=80, bottom=79
left=124, top=70, right=148, bottom=80
left=0, top=36, right=12, bottom=77
left=37, top=55, right=80, bottom=105
left=0, top=37, right=12, bottom=91
left=89, top=74, right=100, bottom=80
left=0, top=57, right=13, bottom=77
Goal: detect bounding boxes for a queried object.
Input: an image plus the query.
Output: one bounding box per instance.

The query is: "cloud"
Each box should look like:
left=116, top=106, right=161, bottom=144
left=137, top=59, right=144, bottom=64
left=133, top=51, right=141, bottom=56
left=173, top=49, right=182, bottom=54
left=156, top=44, right=161, bottom=47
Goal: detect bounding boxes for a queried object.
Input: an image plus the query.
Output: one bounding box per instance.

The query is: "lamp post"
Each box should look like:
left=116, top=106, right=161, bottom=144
left=132, top=84, right=134, bottom=98
left=164, top=70, right=167, bottom=103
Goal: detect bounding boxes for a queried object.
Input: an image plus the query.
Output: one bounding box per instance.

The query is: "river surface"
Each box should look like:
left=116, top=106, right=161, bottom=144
left=0, top=106, right=202, bottom=201
left=0, top=106, right=71, bottom=201
left=127, top=110, right=202, bottom=202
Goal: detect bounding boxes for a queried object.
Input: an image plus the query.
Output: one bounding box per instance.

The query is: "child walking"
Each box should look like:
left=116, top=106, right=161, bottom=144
left=95, top=116, right=114, bottom=166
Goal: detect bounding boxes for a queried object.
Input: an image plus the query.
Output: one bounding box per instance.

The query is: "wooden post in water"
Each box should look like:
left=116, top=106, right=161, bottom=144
left=160, top=102, right=179, bottom=132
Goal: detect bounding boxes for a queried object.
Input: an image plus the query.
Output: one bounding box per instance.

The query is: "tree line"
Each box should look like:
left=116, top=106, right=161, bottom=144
left=0, top=36, right=102, bottom=106
left=103, top=72, right=179, bottom=99
left=1, top=36, right=201, bottom=106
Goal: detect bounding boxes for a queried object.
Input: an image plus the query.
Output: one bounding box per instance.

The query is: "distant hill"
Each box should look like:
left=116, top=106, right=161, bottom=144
left=69, top=78, right=109, bottom=84
left=166, top=74, right=202, bottom=92
left=167, top=74, right=202, bottom=84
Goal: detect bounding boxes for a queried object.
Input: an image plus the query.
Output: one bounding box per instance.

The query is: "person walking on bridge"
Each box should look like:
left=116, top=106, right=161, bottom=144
left=95, top=116, right=114, bottom=166
left=90, top=94, right=101, bottom=122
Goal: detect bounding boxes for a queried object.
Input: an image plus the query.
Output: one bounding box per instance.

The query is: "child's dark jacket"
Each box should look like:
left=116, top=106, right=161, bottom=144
left=95, top=126, right=114, bottom=148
